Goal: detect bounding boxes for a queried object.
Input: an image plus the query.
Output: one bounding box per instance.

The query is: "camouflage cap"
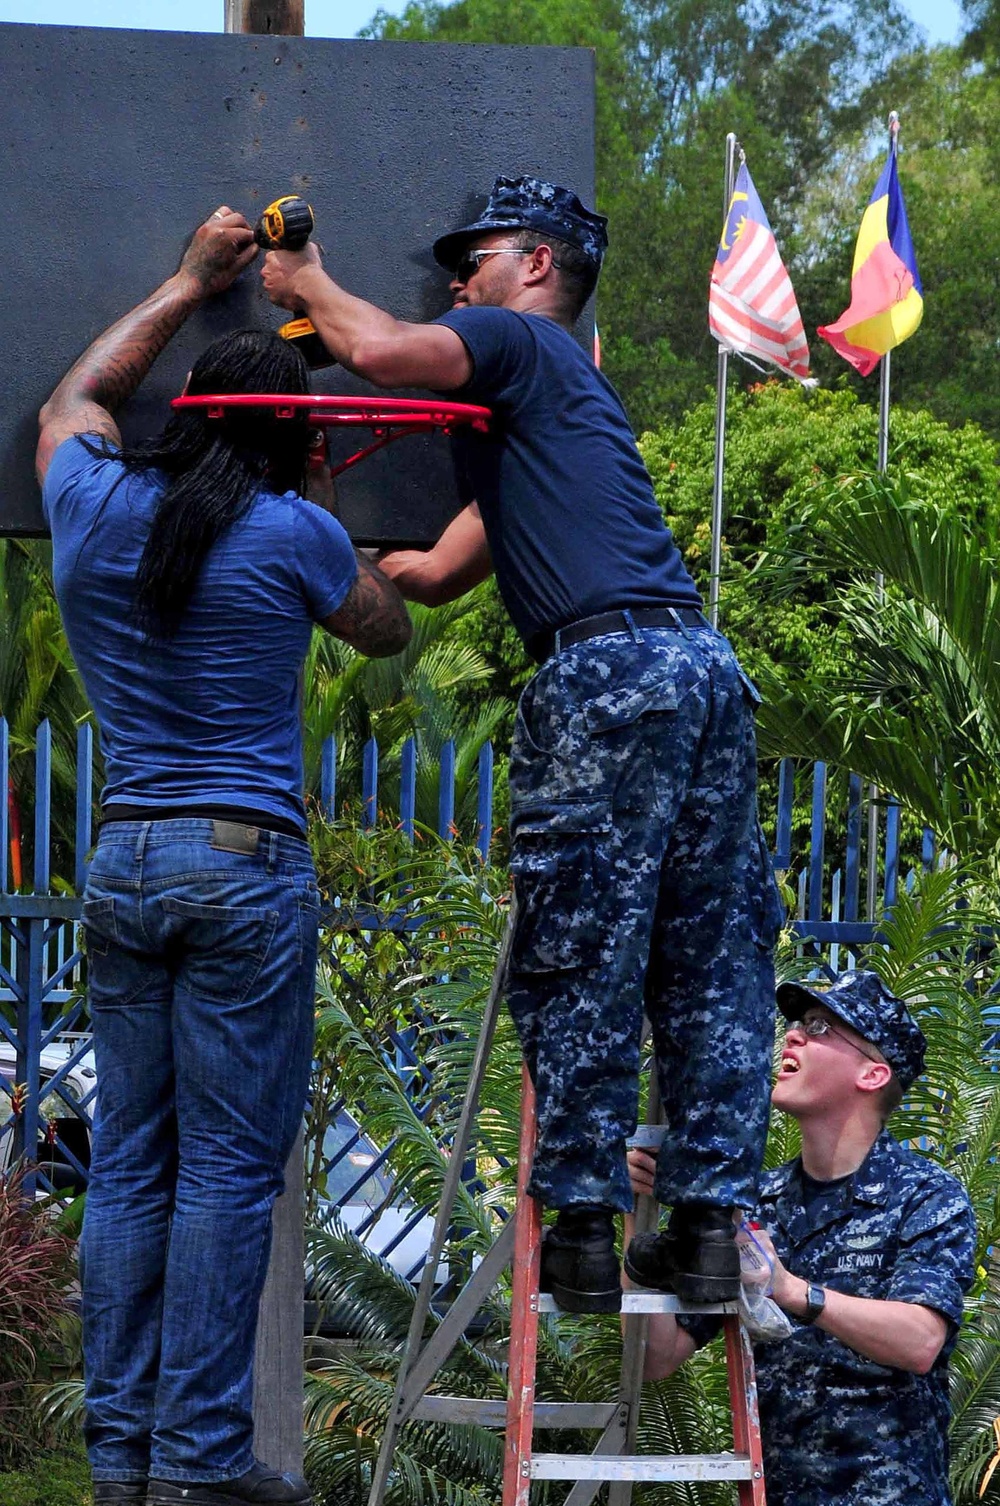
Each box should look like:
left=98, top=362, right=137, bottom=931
left=776, top=970, right=926, bottom=1090
left=433, top=175, right=609, bottom=273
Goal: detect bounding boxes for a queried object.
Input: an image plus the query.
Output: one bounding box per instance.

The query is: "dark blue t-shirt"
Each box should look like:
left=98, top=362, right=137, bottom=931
left=42, top=436, right=357, bottom=831
left=435, top=306, right=700, bottom=644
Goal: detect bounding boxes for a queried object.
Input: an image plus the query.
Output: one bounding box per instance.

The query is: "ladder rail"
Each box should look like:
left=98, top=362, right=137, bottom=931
left=366, top=907, right=516, bottom=1506
left=502, top=1064, right=543, bottom=1506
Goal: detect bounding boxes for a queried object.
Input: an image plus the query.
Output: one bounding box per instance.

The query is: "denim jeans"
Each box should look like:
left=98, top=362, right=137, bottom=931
left=79, top=819, right=319, bottom=1484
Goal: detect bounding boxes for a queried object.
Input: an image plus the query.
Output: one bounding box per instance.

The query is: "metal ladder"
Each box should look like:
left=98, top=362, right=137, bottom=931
left=367, top=913, right=767, bottom=1506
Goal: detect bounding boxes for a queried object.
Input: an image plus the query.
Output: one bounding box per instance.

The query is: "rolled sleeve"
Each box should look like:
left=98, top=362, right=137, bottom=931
left=887, top=1177, right=976, bottom=1328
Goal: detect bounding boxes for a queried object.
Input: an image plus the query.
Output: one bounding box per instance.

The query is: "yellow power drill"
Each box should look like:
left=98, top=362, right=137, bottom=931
left=253, top=194, right=333, bottom=369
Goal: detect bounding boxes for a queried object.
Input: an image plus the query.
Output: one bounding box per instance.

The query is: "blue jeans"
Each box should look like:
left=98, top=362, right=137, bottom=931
left=79, top=819, right=319, bottom=1484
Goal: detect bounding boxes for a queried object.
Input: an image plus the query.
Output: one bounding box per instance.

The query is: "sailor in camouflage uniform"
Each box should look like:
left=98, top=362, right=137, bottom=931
left=627, top=971, right=976, bottom=1505
left=261, top=173, right=782, bottom=1312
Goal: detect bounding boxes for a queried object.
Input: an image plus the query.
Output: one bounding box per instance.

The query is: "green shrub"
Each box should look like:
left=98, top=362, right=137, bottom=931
left=0, top=1446, right=91, bottom=1506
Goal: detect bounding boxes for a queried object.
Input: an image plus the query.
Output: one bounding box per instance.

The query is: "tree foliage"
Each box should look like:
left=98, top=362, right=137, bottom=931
left=361, top=0, right=917, bottom=431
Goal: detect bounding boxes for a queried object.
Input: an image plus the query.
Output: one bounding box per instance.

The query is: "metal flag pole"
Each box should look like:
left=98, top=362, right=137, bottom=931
left=866, top=109, right=899, bottom=922
left=709, top=131, right=739, bottom=630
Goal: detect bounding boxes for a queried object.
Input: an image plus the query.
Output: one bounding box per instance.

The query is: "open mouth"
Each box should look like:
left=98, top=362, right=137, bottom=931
left=778, top=1055, right=801, bottom=1076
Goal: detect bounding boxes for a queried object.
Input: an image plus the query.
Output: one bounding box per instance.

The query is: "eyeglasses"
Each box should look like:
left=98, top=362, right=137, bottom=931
left=452, top=247, right=533, bottom=284
left=788, top=1014, right=885, bottom=1065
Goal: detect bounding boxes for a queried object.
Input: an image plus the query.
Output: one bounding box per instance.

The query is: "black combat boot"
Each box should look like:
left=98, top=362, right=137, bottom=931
left=93, top=1486, right=149, bottom=1504
left=539, top=1205, right=622, bottom=1314
left=147, top=1461, right=313, bottom=1506
left=624, top=1204, right=739, bottom=1304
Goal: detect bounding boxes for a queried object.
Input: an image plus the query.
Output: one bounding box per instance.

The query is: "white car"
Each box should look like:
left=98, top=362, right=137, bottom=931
left=0, top=1037, right=95, bottom=1195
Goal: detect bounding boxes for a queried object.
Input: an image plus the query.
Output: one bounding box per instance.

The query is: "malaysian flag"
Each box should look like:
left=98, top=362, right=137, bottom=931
left=709, top=161, right=813, bottom=383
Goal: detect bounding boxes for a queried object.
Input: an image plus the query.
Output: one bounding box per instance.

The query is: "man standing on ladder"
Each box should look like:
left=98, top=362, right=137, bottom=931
left=626, top=972, right=975, bottom=1506
left=261, top=174, right=783, bottom=1313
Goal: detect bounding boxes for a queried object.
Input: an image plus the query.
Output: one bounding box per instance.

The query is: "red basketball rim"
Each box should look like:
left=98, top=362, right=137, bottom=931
left=171, top=393, right=491, bottom=429
left=170, top=395, right=491, bottom=479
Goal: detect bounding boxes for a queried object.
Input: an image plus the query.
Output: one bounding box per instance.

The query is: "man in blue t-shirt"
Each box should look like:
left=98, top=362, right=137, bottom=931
left=36, top=207, right=410, bottom=1506
left=261, top=176, right=781, bottom=1315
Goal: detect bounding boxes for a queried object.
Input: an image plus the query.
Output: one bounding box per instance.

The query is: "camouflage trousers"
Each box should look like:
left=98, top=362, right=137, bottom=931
left=506, top=623, right=782, bottom=1213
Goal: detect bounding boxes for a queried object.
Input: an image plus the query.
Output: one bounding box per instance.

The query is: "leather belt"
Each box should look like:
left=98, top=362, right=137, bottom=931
left=528, top=606, right=709, bottom=664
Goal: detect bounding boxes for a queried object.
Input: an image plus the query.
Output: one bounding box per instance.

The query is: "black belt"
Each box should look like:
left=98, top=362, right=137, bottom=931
left=99, top=803, right=306, bottom=842
left=528, top=606, right=709, bottom=664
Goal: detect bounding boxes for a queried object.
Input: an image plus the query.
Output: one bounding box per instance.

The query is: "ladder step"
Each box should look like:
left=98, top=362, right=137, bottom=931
left=411, top=1397, right=618, bottom=1428
left=537, top=1292, right=738, bottom=1315
left=529, top=1452, right=755, bottom=1483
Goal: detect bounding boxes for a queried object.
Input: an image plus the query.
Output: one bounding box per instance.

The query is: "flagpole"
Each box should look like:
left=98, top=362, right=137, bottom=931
left=866, top=109, right=899, bottom=923
left=709, top=131, right=739, bottom=630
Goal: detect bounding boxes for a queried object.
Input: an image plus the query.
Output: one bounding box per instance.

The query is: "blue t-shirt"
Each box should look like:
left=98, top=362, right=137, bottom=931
left=42, top=436, right=357, bottom=831
left=435, top=306, right=700, bottom=645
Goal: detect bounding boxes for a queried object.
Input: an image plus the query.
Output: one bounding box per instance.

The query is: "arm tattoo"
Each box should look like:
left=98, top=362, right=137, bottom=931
left=326, top=553, right=412, bottom=658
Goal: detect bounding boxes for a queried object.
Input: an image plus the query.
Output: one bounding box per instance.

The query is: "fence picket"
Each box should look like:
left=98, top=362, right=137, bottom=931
left=0, top=716, right=8, bottom=894
left=476, top=742, right=494, bottom=863
left=320, top=735, right=337, bottom=821
left=885, top=801, right=901, bottom=910
left=808, top=762, right=827, bottom=924
left=400, top=738, right=416, bottom=841
left=845, top=773, right=863, bottom=923
left=34, top=721, right=52, bottom=895
left=75, top=723, right=93, bottom=895
left=362, top=737, right=378, bottom=829
left=438, top=740, right=455, bottom=840
left=775, top=757, right=793, bottom=870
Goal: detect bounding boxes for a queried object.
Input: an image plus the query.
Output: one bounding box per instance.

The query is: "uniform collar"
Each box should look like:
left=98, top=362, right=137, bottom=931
left=764, top=1130, right=895, bottom=1241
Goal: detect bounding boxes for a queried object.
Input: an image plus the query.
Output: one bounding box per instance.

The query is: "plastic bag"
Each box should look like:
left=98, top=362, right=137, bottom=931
left=736, top=1218, right=795, bottom=1343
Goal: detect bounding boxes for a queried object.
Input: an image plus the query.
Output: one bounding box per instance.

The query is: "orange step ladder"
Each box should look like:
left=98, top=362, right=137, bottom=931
left=367, top=917, right=767, bottom=1506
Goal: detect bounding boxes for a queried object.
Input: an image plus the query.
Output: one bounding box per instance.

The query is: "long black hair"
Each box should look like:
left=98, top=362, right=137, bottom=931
left=107, top=329, right=312, bottom=639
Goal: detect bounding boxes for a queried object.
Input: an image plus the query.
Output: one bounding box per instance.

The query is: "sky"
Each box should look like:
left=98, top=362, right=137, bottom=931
left=0, top=0, right=965, bottom=45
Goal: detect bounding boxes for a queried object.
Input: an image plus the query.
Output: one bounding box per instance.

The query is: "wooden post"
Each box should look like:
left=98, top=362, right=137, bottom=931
left=225, top=0, right=304, bottom=32
left=253, top=1132, right=306, bottom=1470
left=220, top=0, right=308, bottom=1472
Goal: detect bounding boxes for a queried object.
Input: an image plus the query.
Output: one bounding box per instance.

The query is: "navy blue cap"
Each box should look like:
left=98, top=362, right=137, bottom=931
left=776, top=970, right=926, bottom=1090
left=433, top=175, right=609, bottom=273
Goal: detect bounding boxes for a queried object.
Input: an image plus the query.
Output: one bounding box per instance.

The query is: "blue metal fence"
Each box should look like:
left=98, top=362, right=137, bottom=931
left=0, top=717, right=919, bottom=1213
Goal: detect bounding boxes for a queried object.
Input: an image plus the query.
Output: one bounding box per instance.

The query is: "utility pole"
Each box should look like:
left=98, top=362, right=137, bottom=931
left=225, top=0, right=304, bottom=32
left=221, top=1, right=309, bottom=1474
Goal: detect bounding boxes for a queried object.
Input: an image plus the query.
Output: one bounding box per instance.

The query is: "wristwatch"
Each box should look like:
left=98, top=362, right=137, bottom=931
left=800, top=1283, right=827, bottom=1325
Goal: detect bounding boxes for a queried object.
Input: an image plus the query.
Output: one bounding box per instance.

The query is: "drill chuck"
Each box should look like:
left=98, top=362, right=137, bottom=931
left=254, top=194, right=315, bottom=251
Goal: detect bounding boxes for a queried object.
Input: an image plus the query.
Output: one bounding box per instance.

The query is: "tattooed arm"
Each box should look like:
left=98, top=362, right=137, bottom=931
left=36, top=206, right=258, bottom=484
left=323, top=551, right=413, bottom=658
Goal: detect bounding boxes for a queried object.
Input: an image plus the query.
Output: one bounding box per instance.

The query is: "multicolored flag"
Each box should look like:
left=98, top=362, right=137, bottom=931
left=818, top=148, right=922, bottom=376
left=709, top=161, right=812, bottom=383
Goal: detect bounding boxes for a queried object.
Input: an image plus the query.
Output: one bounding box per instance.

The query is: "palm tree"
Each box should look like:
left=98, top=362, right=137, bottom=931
left=0, top=540, right=93, bottom=885
left=302, top=585, right=510, bottom=838
left=752, top=471, right=1000, bottom=866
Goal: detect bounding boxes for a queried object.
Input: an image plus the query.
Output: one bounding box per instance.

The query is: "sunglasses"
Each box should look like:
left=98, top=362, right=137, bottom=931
left=452, top=245, right=564, bottom=285
left=452, top=247, right=533, bottom=284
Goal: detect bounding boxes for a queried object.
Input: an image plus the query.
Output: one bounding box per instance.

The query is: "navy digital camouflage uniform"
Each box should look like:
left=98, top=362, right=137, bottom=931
left=433, top=175, right=782, bottom=1218
left=506, top=624, right=783, bottom=1213
left=681, top=1135, right=975, bottom=1505
left=678, top=973, right=976, bottom=1505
